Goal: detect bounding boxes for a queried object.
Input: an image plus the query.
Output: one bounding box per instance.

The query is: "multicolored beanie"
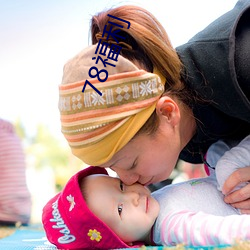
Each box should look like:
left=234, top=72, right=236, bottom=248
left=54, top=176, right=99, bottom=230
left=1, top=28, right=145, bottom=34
left=42, top=166, right=142, bottom=249
left=59, top=44, right=165, bottom=166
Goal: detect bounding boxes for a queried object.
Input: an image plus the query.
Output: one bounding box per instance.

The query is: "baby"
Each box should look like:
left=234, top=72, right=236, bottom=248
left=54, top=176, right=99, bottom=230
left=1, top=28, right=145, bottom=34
left=42, top=135, right=250, bottom=249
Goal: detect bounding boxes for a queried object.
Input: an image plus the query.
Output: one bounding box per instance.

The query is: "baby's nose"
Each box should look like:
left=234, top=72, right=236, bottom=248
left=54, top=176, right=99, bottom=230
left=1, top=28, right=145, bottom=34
left=126, top=191, right=140, bottom=206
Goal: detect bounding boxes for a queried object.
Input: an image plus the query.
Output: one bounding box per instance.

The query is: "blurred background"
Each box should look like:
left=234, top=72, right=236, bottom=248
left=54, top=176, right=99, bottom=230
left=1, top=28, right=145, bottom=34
left=0, top=0, right=238, bottom=223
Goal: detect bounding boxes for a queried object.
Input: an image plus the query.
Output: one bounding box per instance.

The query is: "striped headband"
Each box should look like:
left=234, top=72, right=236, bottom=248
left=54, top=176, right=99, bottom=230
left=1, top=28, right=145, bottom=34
left=59, top=44, right=165, bottom=165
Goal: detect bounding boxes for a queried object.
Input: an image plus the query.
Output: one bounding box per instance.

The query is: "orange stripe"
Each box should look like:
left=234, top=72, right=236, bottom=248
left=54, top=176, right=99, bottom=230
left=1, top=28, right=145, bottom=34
left=60, top=96, right=158, bottom=123
left=64, top=121, right=121, bottom=142
left=59, top=70, right=147, bottom=90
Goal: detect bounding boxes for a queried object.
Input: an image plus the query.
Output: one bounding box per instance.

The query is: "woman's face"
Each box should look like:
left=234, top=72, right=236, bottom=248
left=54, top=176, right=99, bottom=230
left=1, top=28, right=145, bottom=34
left=100, top=119, right=182, bottom=186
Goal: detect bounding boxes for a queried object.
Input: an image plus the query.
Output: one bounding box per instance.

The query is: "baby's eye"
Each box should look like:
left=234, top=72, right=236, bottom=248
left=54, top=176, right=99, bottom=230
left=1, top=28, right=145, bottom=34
left=118, top=204, right=123, bottom=216
left=120, top=180, right=124, bottom=191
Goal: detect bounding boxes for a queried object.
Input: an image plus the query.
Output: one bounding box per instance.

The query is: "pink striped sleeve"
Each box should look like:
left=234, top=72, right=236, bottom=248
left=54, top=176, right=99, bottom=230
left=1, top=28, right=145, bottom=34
left=159, top=210, right=250, bottom=246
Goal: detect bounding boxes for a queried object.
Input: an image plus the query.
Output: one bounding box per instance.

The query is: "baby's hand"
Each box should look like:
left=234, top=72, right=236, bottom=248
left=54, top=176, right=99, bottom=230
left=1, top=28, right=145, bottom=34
left=223, top=166, right=250, bottom=214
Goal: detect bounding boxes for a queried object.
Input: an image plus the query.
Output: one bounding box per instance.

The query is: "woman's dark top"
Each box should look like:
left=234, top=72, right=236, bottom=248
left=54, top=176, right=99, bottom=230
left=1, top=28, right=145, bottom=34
left=176, top=0, right=250, bottom=164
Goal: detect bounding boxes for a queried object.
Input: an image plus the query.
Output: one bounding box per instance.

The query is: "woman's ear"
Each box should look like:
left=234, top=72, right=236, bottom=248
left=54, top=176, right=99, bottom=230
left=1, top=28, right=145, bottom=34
left=156, top=96, right=180, bottom=126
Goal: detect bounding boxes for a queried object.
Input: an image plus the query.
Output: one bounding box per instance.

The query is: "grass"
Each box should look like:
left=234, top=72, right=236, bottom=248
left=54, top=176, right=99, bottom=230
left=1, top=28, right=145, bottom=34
left=138, top=241, right=250, bottom=250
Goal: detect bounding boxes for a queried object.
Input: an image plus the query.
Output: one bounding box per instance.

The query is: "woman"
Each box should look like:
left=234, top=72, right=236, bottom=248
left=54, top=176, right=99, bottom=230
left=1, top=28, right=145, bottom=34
left=59, top=1, right=250, bottom=211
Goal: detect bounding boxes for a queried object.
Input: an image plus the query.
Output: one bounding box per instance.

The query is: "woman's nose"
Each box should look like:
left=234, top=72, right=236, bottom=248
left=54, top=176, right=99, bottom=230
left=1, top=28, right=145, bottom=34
left=112, top=168, right=139, bottom=185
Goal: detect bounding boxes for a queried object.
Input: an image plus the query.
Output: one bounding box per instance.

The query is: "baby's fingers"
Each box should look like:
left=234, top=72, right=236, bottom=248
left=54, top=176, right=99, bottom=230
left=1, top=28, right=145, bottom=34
left=224, top=185, right=250, bottom=208
left=222, top=167, right=250, bottom=195
left=240, top=209, right=250, bottom=214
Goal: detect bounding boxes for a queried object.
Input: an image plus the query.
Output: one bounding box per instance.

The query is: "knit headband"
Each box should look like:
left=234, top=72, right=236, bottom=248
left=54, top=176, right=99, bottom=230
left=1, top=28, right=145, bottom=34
left=59, top=44, right=165, bottom=165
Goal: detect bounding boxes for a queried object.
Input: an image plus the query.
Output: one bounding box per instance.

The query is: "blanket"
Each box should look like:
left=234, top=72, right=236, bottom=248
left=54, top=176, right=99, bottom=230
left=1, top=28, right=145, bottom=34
left=0, top=225, right=248, bottom=250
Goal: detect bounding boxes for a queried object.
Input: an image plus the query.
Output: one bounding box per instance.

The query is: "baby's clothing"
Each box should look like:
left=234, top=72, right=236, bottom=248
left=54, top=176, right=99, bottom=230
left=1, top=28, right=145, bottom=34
left=152, top=135, right=250, bottom=246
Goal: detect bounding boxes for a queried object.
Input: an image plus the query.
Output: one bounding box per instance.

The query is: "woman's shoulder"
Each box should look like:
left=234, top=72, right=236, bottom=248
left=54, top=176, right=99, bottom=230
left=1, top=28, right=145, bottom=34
left=176, top=0, right=250, bottom=123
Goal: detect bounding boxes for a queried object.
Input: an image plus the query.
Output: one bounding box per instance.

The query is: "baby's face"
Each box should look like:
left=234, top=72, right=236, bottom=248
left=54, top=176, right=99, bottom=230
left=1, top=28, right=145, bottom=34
left=84, top=174, right=160, bottom=244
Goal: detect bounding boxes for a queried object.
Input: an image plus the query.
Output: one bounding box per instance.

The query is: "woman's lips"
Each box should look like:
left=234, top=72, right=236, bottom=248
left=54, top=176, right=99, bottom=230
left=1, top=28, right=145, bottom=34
left=143, top=177, right=154, bottom=186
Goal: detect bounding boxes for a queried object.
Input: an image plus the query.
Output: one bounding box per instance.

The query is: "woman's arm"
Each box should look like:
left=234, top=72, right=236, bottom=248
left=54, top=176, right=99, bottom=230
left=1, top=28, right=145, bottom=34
left=215, top=135, right=250, bottom=212
left=206, top=135, right=250, bottom=212
left=215, top=135, right=250, bottom=192
left=223, top=166, right=250, bottom=213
